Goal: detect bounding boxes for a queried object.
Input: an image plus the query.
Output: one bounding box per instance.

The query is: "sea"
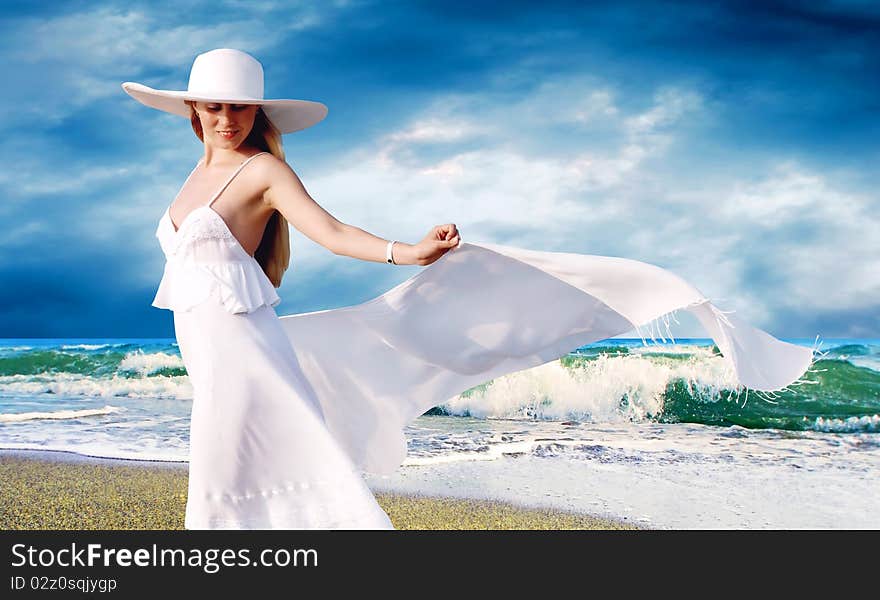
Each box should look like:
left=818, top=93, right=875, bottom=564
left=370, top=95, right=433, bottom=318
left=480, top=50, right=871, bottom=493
left=1, top=337, right=878, bottom=529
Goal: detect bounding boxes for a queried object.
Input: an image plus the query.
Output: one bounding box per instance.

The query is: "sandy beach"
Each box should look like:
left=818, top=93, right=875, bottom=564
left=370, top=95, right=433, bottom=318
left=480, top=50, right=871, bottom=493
left=0, top=449, right=636, bottom=530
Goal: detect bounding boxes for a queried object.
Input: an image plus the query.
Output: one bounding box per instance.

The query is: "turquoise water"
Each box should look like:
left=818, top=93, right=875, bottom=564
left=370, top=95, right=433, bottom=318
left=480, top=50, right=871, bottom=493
left=0, top=337, right=876, bottom=462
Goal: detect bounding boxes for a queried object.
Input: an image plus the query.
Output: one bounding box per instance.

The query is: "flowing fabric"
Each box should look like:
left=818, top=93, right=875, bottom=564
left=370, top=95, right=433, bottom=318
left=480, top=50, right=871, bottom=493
left=154, top=151, right=815, bottom=527
left=277, top=241, right=816, bottom=477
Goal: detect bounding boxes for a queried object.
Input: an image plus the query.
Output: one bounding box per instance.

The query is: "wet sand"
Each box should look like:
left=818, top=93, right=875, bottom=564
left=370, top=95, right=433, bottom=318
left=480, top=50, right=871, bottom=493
left=0, top=449, right=637, bottom=530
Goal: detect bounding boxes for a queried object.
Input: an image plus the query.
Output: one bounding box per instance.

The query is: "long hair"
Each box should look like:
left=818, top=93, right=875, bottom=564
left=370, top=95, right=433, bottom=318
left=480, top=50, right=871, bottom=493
left=185, top=101, right=290, bottom=288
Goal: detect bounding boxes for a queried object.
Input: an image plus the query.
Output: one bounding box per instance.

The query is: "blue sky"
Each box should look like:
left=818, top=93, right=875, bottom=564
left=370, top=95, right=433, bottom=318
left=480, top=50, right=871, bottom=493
left=1, top=0, right=877, bottom=339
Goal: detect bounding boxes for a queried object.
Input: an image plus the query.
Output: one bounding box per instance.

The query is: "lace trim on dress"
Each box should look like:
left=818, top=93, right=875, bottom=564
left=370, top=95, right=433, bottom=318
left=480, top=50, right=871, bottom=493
left=186, top=211, right=236, bottom=244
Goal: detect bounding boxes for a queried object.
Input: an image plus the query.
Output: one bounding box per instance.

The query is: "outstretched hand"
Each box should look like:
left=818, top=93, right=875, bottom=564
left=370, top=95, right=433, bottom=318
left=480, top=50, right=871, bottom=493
left=411, top=223, right=461, bottom=266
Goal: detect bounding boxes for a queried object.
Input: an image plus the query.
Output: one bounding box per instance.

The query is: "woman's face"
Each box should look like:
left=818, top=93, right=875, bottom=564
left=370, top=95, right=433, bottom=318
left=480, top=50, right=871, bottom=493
left=193, top=101, right=259, bottom=148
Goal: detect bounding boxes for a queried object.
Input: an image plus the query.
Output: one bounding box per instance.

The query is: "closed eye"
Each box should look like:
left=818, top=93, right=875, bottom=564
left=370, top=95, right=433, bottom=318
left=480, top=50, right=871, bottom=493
left=206, top=104, right=249, bottom=111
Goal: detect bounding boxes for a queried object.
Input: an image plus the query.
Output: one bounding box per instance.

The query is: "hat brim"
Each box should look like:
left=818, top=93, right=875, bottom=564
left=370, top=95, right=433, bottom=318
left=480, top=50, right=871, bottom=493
left=121, top=81, right=328, bottom=134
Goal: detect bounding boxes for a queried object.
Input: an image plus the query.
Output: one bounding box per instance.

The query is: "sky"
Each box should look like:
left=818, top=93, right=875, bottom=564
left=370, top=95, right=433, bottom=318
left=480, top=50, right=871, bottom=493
left=0, top=0, right=878, bottom=339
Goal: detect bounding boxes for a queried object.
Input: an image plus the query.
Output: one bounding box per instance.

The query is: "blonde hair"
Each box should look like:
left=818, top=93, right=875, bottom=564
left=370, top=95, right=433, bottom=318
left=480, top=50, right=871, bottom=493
left=185, top=100, right=290, bottom=288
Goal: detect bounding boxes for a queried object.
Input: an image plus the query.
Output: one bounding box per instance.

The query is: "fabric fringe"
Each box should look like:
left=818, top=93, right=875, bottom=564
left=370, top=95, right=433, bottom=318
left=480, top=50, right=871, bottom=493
left=742, top=334, right=827, bottom=408
left=632, top=297, right=713, bottom=346
left=632, top=299, right=826, bottom=407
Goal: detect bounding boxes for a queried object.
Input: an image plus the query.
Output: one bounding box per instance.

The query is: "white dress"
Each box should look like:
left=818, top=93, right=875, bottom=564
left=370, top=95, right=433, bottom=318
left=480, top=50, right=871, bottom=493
left=153, top=152, right=817, bottom=529
left=154, top=152, right=395, bottom=529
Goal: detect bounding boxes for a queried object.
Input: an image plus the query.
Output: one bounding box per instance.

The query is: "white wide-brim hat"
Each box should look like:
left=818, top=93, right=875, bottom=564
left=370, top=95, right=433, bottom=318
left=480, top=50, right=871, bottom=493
left=121, top=48, right=327, bottom=134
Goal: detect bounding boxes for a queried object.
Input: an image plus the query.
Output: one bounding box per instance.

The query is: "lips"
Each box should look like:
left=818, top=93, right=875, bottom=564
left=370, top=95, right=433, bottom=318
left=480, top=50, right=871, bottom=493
left=218, top=130, right=238, bottom=137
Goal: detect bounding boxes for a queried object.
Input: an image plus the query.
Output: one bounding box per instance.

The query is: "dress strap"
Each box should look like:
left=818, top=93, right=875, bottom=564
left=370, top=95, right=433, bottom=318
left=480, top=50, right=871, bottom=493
left=207, top=152, right=270, bottom=208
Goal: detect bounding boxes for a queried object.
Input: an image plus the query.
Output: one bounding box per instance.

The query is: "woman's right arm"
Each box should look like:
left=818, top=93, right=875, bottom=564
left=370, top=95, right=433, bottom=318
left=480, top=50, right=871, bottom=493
left=260, top=156, right=459, bottom=266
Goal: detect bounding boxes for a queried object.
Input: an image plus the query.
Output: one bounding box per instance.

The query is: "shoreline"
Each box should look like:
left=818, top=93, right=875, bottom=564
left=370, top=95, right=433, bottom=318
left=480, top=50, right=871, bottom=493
left=0, top=447, right=190, bottom=469
left=0, top=448, right=638, bottom=530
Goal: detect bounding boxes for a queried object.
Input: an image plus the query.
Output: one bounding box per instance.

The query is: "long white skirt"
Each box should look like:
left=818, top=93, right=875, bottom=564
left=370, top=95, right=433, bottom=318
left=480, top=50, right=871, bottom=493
left=173, top=298, right=395, bottom=530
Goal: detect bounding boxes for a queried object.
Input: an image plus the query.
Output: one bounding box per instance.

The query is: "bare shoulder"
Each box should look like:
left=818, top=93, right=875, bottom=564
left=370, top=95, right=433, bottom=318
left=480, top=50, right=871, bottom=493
left=253, top=153, right=301, bottom=183
left=254, top=154, right=309, bottom=208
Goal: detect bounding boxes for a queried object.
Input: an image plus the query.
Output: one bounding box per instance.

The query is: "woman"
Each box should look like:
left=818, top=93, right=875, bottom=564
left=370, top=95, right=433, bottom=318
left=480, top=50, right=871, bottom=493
left=123, top=49, right=816, bottom=530
left=125, top=48, right=459, bottom=530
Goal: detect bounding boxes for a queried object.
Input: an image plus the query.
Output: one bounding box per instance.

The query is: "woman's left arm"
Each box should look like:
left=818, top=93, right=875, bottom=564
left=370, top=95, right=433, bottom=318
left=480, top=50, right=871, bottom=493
left=261, top=156, right=460, bottom=266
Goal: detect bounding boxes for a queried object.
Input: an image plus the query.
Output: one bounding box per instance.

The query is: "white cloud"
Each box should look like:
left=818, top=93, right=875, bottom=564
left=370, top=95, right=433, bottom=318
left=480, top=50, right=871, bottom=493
left=720, top=162, right=829, bottom=223
left=14, top=165, right=136, bottom=196
left=5, top=17, right=873, bottom=338
left=284, top=80, right=706, bottom=281
left=624, top=87, right=703, bottom=134
left=573, top=90, right=619, bottom=123
left=384, top=119, right=487, bottom=144
left=369, top=79, right=703, bottom=193
left=494, top=76, right=620, bottom=128
left=2, top=4, right=325, bottom=124
left=289, top=78, right=875, bottom=336
left=723, top=164, right=880, bottom=312
left=622, top=160, right=880, bottom=321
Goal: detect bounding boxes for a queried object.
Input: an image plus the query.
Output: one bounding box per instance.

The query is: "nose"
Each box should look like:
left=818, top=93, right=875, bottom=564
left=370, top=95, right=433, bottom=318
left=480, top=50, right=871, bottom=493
left=218, top=104, right=237, bottom=121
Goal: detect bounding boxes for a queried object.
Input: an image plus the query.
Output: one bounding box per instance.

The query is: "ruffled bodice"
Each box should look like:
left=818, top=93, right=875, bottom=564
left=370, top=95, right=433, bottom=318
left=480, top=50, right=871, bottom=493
left=152, top=152, right=281, bottom=315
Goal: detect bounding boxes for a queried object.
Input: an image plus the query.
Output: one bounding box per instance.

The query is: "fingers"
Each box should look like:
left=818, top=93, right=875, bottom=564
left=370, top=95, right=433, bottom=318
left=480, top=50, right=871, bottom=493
left=431, top=237, right=458, bottom=249
left=434, top=223, right=459, bottom=241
